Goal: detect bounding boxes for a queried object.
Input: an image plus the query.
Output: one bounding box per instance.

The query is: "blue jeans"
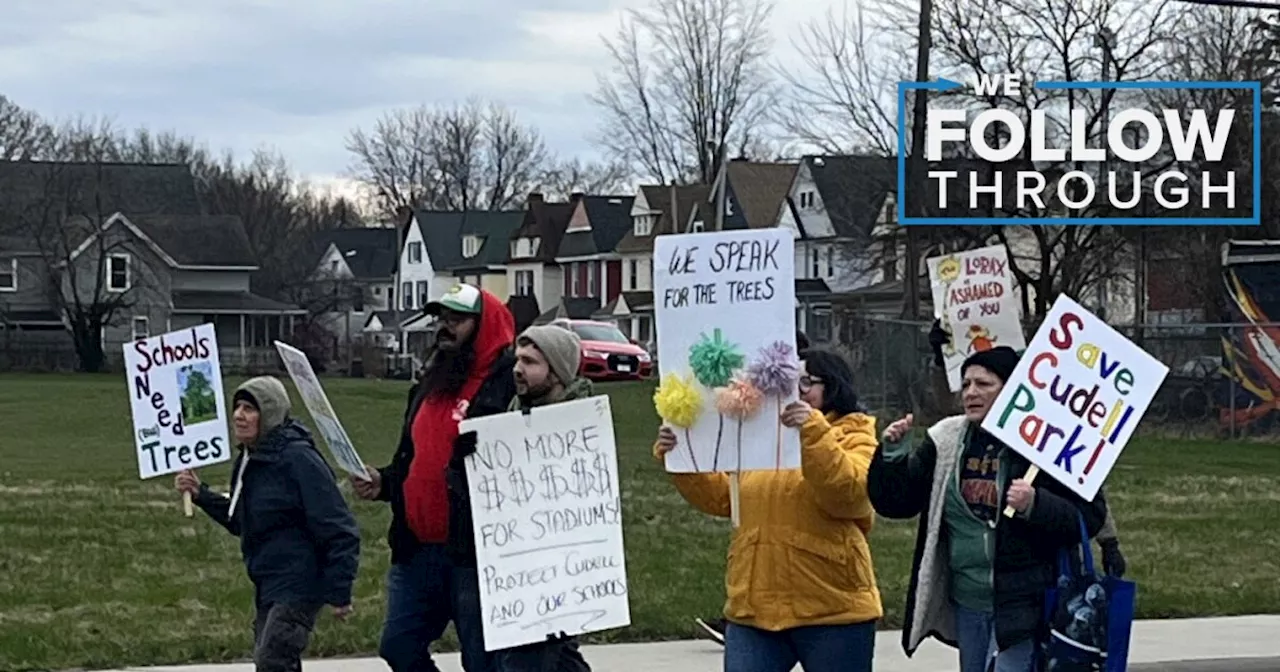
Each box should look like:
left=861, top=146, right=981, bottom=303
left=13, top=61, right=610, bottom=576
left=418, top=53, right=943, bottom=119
left=378, top=544, right=489, bottom=672
left=954, top=603, right=1038, bottom=672
left=722, top=621, right=876, bottom=672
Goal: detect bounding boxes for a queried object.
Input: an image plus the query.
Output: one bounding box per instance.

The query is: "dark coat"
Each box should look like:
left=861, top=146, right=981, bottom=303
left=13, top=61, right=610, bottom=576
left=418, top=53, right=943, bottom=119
left=194, top=420, right=361, bottom=607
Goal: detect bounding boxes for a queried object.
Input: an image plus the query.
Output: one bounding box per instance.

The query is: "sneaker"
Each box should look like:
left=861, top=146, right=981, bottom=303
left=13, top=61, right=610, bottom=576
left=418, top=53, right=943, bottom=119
left=695, top=617, right=726, bottom=645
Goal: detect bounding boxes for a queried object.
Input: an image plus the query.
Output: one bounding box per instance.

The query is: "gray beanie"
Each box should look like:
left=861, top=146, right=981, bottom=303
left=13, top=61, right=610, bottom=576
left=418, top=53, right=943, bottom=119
left=519, top=324, right=582, bottom=385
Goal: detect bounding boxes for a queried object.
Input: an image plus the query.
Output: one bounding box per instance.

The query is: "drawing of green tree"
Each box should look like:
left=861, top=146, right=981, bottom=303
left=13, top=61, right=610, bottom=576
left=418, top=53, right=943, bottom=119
left=179, top=366, right=218, bottom=425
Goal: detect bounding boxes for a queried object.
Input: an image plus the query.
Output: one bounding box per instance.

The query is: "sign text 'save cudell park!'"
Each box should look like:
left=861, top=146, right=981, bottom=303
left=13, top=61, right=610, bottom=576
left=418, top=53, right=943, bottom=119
left=896, top=73, right=1262, bottom=225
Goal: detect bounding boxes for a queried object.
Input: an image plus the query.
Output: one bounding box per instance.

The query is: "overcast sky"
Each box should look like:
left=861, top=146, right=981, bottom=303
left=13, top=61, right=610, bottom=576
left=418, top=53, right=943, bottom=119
left=1, top=0, right=841, bottom=194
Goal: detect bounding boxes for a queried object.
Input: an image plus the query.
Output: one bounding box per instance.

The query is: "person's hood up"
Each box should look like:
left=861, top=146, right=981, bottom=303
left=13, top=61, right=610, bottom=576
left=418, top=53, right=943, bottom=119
left=233, top=376, right=292, bottom=438
left=470, top=288, right=516, bottom=376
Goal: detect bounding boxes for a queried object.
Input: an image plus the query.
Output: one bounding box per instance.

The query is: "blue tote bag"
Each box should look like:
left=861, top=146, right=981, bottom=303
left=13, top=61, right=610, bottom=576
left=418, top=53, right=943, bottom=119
left=1041, top=514, right=1137, bottom=672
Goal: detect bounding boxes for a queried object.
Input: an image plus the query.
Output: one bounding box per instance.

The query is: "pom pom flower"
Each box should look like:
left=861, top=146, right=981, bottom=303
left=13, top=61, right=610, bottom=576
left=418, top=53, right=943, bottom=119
left=716, top=378, right=765, bottom=472
left=689, top=328, right=745, bottom=389
left=746, top=340, right=802, bottom=470
left=653, top=373, right=703, bottom=469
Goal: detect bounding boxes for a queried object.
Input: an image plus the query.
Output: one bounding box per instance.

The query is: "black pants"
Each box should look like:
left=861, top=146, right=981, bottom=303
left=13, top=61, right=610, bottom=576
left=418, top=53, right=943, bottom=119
left=253, top=602, right=321, bottom=672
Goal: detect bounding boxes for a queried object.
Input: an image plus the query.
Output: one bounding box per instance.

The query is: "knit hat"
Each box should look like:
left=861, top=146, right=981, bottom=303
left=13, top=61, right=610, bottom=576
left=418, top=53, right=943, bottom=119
left=518, top=324, right=582, bottom=385
left=232, top=376, right=292, bottom=437
left=961, top=346, right=1021, bottom=383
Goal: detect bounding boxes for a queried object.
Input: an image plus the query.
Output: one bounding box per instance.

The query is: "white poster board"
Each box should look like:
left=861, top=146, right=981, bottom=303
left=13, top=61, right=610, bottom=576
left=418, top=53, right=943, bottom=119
left=274, top=341, right=369, bottom=480
left=124, top=324, right=230, bottom=478
left=927, top=245, right=1026, bottom=391
left=653, top=228, right=800, bottom=473
left=460, top=396, right=629, bottom=651
left=979, top=295, right=1169, bottom=501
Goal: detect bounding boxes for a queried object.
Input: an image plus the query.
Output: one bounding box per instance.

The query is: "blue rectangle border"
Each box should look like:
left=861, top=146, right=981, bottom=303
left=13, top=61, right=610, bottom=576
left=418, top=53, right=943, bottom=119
left=895, top=79, right=1262, bottom=226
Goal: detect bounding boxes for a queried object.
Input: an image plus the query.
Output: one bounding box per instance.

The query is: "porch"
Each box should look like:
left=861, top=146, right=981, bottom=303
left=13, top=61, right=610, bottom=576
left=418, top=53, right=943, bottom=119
left=170, top=290, right=307, bottom=373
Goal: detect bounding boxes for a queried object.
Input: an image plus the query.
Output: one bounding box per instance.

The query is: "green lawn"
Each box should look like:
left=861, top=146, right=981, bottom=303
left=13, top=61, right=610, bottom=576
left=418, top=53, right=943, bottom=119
left=1, top=373, right=1278, bottom=671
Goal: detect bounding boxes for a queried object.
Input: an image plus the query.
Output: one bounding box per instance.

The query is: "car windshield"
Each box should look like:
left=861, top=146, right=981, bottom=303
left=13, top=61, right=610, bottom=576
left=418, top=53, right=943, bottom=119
left=572, top=323, right=629, bottom=343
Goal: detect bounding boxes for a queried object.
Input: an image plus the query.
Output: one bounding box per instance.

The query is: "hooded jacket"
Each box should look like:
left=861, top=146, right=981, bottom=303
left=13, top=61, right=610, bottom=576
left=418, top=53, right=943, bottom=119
left=193, top=376, right=361, bottom=608
left=658, top=409, right=884, bottom=631
left=376, top=289, right=517, bottom=565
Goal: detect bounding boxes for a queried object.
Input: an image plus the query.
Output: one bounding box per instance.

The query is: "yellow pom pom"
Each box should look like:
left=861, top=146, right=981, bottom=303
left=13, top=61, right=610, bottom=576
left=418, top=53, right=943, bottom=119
left=653, top=373, right=703, bottom=428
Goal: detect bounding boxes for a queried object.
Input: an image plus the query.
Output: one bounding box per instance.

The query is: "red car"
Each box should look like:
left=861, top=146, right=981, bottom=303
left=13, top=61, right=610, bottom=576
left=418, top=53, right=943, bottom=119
left=561, top=319, right=653, bottom=381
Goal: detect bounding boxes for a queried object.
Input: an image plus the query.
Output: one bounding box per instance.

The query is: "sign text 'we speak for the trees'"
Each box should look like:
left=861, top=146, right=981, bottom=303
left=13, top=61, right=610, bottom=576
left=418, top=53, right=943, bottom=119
left=460, top=396, right=629, bottom=652
left=124, top=324, right=230, bottom=479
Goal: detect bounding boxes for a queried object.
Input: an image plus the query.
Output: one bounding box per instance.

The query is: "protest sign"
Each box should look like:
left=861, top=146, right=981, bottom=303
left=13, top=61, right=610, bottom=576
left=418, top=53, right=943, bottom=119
left=273, top=341, right=369, bottom=480
left=124, top=324, right=230, bottom=487
left=460, top=396, right=629, bottom=651
left=653, top=228, right=800, bottom=473
left=980, top=295, right=1169, bottom=501
left=927, top=244, right=1025, bottom=391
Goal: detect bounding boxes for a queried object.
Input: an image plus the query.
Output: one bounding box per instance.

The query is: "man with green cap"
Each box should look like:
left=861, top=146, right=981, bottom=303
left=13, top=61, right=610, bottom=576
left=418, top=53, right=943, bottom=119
left=449, top=321, right=595, bottom=671
left=175, top=375, right=361, bottom=672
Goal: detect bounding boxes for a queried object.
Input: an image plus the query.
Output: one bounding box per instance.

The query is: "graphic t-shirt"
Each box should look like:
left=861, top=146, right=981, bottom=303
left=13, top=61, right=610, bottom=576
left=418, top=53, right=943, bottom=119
left=945, top=427, right=1004, bottom=611
left=958, top=434, right=1002, bottom=523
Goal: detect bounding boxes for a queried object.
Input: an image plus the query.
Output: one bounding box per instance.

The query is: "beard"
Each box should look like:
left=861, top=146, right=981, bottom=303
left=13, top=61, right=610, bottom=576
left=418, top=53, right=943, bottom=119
left=515, top=376, right=557, bottom=405
left=419, top=340, right=476, bottom=399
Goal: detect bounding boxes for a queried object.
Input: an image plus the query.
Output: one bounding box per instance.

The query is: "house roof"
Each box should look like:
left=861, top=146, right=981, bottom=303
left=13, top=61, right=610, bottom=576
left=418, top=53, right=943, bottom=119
left=615, top=184, right=711, bottom=254
left=559, top=195, right=636, bottom=258
left=363, top=309, right=419, bottom=331
left=0, top=161, right=203, bottom=231
left=411, top=210, right=467, bottom=271
left=311, top=227, right=399, bottom=279
left=506, top=194, right=579, bottom=263
left=727, top=161, right=798, bottom=229
left=171, top=290, right=304, bottom=314
left=454, top=211, right=524, bottom=270
left=128, top=214, right=258, bottom=268
left=804, top=155, right=897, bottom=239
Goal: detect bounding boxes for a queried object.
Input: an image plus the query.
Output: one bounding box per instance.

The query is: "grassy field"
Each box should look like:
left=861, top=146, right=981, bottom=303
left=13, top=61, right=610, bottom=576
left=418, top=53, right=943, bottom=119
left=1, top=373, right=1278, bottom=671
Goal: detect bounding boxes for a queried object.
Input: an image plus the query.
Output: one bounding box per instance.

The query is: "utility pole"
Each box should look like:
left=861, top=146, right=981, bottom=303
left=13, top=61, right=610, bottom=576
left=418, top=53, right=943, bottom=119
left=903, top=0, right=934, bottom=320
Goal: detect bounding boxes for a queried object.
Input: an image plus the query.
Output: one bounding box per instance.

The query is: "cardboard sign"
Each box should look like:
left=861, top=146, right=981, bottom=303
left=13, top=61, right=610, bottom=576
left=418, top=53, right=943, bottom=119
left=979, top=295, right=1169, bottom=501
left=124, top=324, right=230, bottom=478
left=927, top=245, right=1026, bottom=391
left=653, top=228, right=800, bottom=473
left=460, top=396, right=630, bottom=651
left=274, top=341, right=368, bottom=480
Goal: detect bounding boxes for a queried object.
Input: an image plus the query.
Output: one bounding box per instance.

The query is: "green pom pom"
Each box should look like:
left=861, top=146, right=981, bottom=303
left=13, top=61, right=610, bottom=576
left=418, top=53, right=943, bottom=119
left=688, top=328, right=745, bottom=388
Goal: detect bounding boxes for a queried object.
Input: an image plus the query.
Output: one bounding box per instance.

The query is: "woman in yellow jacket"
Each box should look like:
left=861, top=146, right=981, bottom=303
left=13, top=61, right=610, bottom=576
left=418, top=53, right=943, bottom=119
left=655, top=348, right=882, bottom=672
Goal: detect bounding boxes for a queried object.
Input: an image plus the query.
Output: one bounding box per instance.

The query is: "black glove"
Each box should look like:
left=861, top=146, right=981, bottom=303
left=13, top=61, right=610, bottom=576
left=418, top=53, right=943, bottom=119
left=452, top=431, right=478, bottom=461
left=1100, top=539, right=1126, bottom=578
left=928, top=319, right=951, bottom=368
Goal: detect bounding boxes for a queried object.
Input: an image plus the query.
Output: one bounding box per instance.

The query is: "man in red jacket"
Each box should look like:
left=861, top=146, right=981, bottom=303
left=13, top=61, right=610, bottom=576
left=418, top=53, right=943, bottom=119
left=351, top=283, right=516, bottom=672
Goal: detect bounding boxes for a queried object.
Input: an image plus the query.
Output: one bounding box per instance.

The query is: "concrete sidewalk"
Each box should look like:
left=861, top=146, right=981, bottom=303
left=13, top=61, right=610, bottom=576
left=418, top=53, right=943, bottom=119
left=108, top=615, right=1280, bottom=672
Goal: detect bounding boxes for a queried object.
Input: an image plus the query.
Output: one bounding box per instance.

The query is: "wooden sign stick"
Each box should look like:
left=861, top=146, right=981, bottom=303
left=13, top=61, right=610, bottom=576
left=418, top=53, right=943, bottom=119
left=729, top=473, right=741, bottom=528
left=1002, top=465, right=1039, bottom=518
left=181, top=491, right=194, bottom=517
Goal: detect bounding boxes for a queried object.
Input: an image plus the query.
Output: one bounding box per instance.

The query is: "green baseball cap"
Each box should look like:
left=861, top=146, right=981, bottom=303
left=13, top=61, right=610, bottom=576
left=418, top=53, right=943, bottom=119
left=424, top=283, right=483, bottom=315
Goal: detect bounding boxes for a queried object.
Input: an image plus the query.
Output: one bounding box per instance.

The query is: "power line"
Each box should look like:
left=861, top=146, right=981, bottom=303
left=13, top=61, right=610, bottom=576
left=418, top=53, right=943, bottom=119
left=1173, top=0, right=1280, bottom=10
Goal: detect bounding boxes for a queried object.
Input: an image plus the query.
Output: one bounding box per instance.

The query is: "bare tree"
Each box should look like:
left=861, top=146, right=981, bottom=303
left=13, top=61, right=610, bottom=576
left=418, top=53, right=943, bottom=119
left=591, top=0, right=778, bottom=185
left=346, top=100, right=548, bottom=217
left=777, top=1, right=908, bottom=155
left=0, top=95, right=53, bottom=160
left=536, top=157, right=634, bottom=198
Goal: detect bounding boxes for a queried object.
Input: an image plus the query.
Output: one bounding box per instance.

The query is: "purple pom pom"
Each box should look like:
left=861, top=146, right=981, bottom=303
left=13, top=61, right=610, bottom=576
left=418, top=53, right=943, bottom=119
left=745, top=340, right=800, bottom=396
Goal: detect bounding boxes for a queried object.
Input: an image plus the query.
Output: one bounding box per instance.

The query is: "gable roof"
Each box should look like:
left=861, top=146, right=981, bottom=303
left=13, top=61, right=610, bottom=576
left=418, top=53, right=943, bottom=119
left=0, top=161, right=203, bottom=232
left=506, top=194, right=579, bottom=263
left=311, top=227, right=399, bottom=279
left=803, top=155, right=897, bottom=239
left=558, top=195, right=635, bottom=258
left=411, top=210, right=467, bottom=271
left=455, top=211, right=524, bottom=269
left=726, top=161, right=798, bottom=229
left=127, top=215, right=257, bottom=267
left=615, top=184, right=710, bottom=254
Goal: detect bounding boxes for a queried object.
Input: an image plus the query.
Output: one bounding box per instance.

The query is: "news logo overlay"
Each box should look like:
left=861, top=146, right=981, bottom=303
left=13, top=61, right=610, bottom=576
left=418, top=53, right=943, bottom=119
left=895, top=74, right=1262, bottom=225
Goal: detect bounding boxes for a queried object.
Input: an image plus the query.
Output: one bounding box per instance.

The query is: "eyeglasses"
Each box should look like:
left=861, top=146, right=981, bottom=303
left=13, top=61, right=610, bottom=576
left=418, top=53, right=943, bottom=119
left=798, top=375, right=823, bottom=391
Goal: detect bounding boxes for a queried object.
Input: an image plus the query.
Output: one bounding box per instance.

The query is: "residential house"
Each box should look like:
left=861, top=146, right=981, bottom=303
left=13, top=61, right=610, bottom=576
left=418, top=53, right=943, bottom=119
left=308, top=227, right=398, bottom=350
left=0, top=161, right=303, bottom=370
left=554, top=195, right=635, bottom=318
left=610, top=184, right=709, bottom=344
left=450, top=210, right=525, bottom=298
left=505, top=192, right=581, bottom=318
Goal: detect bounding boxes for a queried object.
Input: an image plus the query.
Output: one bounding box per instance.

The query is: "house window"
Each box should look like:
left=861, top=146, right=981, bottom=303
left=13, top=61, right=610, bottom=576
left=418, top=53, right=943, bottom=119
left=401, top=281, right=413, bottom=309
left=330, top=260, right=339, bottom=274
left=462, top=235, right=481, bottom=258
left=408, top=242, right=423, bottom=263
left=826, top=247, right=834, bottom=277
left=587, top=263, right=597, bottom=297
left=691, top=220, right=705, bottom=232
left=810, top=248, right=820, bottom=278
left=131, top=316, right=149, bottom=341
left=515, top=270, right=534, bottom=296
left=417, top=281, right=428, bottom=308
left=627, top=259, right=638, bottom=290
left=634, top=215, right=653, bottom=236
left=810, top=307, right=832, bottom=343
left=0, top=258, right=15, bottom=291
left=571, top=262, right=583, bottom=297
left=107, top=254, right=130, bottom=292
left=351, top=286, right=364, bottom=312
left=511, top=237, right=540, bottom=259
left=800, top=191, right=815, bottom=209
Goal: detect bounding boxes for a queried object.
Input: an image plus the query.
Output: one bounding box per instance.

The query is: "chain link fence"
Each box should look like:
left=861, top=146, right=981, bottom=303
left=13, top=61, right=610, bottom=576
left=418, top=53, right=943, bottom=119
left=826, top=312, right=1280, bottom=440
